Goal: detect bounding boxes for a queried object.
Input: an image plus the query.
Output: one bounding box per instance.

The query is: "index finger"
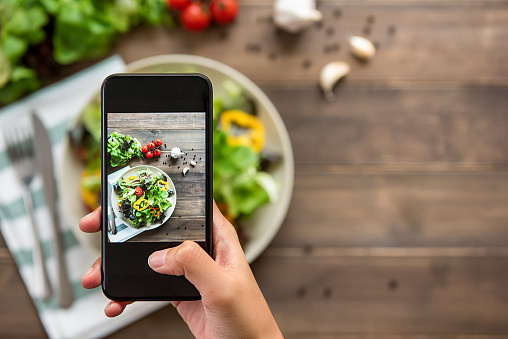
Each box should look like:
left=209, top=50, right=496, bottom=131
left=79, top=207, right=102, bottom=233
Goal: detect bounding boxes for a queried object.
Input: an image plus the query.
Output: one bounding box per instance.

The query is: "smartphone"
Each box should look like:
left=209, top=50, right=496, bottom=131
left=101, top=73, right=213, bottom=301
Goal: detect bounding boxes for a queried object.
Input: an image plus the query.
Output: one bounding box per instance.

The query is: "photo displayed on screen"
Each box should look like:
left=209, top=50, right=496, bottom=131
left=106, top=112, right=205, bottom=243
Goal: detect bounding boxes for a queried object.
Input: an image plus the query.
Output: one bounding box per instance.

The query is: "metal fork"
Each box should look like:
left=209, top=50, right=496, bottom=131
left=4, top=126, right=52, bottom=300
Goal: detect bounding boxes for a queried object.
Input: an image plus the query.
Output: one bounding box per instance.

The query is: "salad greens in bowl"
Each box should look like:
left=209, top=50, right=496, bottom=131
left=111, top=166, right=176, bottom=230
left=60, top=55, right=294, bottom=264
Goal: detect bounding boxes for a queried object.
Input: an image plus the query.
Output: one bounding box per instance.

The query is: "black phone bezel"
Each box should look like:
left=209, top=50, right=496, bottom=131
left=101, top=73, right=213, bottom=301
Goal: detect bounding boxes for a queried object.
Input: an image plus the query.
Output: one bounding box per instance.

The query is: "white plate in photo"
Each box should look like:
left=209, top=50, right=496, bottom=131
left=111, top=165, right=177, bottom=231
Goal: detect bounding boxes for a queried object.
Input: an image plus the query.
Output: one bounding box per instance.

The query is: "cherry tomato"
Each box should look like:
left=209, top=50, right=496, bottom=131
left=146, top=151, right=154, bottom=159
left=154, top=139, right=162, bottom=147
left=210, top=0, right=239, bottom=25
left=141, top=145, right=148, bottom=153
left=135, top=187, right=143, bottom=197
left=167, top=0, right=190, bottom=11
left=180, top=3, right=211, bottom=32
left=154, top=149, right=161, bottom=157
left=147, top=142, right=155, bottom=150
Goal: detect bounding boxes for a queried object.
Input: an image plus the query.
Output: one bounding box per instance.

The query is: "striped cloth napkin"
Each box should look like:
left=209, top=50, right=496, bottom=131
left=0, top=56, right=168, bottom=339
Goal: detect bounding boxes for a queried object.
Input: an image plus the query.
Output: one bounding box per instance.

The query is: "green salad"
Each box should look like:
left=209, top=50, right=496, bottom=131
left=107, top=132, right=143, bottom=167
left=114, top=168, right=173, bottom=228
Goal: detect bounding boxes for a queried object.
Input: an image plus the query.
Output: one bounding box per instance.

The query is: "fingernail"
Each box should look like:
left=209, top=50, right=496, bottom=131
left=148, top=249, right=168, bottom=269
left=85, top=265, right=94, bottom=276
left=84, top=208, right=98, bottom=220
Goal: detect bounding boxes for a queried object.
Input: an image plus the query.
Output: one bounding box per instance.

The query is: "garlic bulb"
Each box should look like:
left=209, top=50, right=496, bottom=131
left=349, top=36, right=376, bottom=60
left=274, top=0, right=322, bottom=34
left=170, top=147, right=184, bottom=159
left=320, top=61, right=350, bottom=102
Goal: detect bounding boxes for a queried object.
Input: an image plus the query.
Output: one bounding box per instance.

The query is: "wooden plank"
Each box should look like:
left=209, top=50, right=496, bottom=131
left=109, top=4, right=508, bottom=86
left=264, top=86, right=508, bottom=164
left=269, top=173, right=508, bottom=248
left=0, top=250, right=46, bottom=337
left=132, top=216, right=206, bottom=242
left=3, top=246, right=508, bottom=337
left=108, top=113, right=205, bottom=130
left=251, top=255, right=508, bottom=334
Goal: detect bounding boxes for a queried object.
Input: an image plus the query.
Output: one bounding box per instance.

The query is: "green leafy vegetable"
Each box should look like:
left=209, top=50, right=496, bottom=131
left=107, top=131, right=142, bottom=167
left=0, top=0, right=174, bottom=104
left=213, top=121, right=273, bottom=218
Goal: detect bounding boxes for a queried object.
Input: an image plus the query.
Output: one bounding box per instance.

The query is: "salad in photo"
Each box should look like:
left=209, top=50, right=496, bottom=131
left=114, top=168, right=174, bottom=228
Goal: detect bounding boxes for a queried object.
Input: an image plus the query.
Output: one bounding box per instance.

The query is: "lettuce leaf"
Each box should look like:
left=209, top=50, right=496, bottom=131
left=107, top=131, right=142, bottom=167
left=213, top=121, right=271, bottom=218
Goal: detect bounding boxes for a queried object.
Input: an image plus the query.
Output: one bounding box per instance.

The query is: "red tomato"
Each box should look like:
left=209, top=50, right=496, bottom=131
left=167, top=0, right=190, bottom=11
left=210, top=0, right=239, bottom=25
left=154, top=149, right=161, bottom=157
left=141, top=145, right=148, bottom=153
left=135, top=187, right=143, bottom=197
left=180, top=3, right=211, bottom=32
left=154, top=139, right=162, bottom=147
left=147, top=142, right=155, bottom=150
left=146, top=151, right=154, bottom=159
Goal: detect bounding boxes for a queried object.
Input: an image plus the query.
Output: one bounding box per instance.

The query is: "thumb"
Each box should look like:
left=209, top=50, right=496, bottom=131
left=148, top=240, right=225, bottom=294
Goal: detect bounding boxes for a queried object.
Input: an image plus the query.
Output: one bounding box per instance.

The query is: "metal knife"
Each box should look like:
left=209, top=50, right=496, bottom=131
left=31, top=112, right=74, bottom=308
left=108, top=182, right=117, bottom=235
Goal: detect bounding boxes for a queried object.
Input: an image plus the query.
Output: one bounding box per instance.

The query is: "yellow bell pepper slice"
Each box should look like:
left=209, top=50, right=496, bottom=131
left=157, top=180, right=169, bottom=191
left=126, top=176, right=137, bottom=183
left=220, top=110, right=265, bottom=153
left=133, top=198, right=150, bottom=211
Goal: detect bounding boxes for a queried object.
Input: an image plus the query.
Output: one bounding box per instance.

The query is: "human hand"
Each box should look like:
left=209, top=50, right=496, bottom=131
left=79, top=202, right=283, bottom=338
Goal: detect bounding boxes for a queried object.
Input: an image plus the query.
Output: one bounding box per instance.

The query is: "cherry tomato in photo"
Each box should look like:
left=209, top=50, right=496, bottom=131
left=154, top=139, right=162, bottom=147
left=147, top=142, right=155, bottom=150
left=154, top=149, right=161, bottom=157
left=180, top=3, right=211, bottom=32
left=167, top=0, right=190, bottom=11
left=146, top=151, right=154, bottom=159
left=210, top=0, right=239, bottom=25
left=135, top=187, right=143, bottom=197
left=141, top=145, right=148, bottom=153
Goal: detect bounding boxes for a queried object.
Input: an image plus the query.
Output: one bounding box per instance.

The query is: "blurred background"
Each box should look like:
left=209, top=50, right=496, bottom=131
left=1, top=0, right=508, bottom=338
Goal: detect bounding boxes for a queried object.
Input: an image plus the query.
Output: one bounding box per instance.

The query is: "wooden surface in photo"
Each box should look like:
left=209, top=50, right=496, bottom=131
left=108, top=113, right=206, bottom=242
left=1, top=0, right=508, bottom=338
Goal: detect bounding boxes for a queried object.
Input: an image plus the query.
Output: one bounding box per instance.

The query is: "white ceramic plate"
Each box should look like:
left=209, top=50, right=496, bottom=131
left=59, top=55, right=294, bottom=263
left=111, top=165, right=176, bottom=230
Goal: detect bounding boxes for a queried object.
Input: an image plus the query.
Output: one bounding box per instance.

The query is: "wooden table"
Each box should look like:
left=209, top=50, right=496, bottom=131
left=2, top=0, right=508, bottom=337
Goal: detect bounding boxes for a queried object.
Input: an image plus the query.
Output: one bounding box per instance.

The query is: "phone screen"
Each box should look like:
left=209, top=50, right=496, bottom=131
left=106, top=111, right=206, bottom=244
left=101, top=74, right=212, bottom=301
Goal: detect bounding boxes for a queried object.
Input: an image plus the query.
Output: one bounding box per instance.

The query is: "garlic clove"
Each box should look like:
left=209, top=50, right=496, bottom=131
left=319, top=61, right=350, bottom=102
left=190, top=161, right=196, bottom=166
left=349, top=36, right=376, bottom=60
left=182, top=167, right=190, bottom=176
